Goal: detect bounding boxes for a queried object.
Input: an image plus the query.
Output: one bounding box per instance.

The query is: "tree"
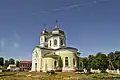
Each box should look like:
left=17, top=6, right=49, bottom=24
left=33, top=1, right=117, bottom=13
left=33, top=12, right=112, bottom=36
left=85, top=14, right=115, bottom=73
left=95, top=52, right=108, bottom=72
left=82, top=57, right=88, bottom=69
left=9, top=58, right=15, bottom=64
left=114, top=51, right=120, bottom=69
left=58, top=57, right=63, bottom=68
left=0, top=57, right=4, bottom=66
left=16, top=61, right=20, bottom=67
left=4, top=60, right=9, bottom=69
left=88, top=55, right=97, bottom=69
left=108, top=52, right=115, bottom=70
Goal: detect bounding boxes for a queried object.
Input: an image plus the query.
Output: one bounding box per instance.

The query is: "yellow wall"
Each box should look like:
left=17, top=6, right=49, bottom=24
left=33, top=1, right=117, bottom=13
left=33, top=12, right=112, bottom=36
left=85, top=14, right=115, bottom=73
left=56, top=51, right=77, bottom=71
left=42, top=57, right=54, bottom=71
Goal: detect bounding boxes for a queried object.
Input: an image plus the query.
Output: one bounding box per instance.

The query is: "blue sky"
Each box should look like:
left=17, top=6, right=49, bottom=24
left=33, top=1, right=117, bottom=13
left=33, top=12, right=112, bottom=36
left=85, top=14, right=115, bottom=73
left=0, top=0, right=120, bottom=60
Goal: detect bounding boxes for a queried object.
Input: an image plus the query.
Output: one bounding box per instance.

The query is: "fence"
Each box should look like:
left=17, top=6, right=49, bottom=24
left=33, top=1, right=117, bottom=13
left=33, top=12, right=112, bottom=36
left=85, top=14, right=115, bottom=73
left=83, top=68, right=120, bottom=74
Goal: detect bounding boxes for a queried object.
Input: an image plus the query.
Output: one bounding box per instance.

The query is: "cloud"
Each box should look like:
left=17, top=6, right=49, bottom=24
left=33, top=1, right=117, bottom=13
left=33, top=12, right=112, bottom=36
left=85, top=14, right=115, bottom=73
left=32, top=0, right=109, bottom=15
left=13, top=42, right=20, bottom=48
left=0, top=39, right=5, bottom=48
left=14, top=32, right=20, bottom=40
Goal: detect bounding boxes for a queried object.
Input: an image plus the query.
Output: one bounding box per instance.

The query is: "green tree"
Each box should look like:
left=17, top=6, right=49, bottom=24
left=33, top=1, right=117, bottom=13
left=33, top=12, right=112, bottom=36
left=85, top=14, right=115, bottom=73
left=4, top=60, right=9, bottom=69
left=88, top=55, right=97, bottom=69
left=9, top=58, right=15, bottom=64
left=82, top=57, right=88, bottom=69
left=16, top=61, right=20, bottom=67
left=95, top=52, right=108, bottom=72
left=0, top=57, right=4, bottom=66
left=114, top=51, right=120, bottom=69
left=108, top=52, right=116, bottom=70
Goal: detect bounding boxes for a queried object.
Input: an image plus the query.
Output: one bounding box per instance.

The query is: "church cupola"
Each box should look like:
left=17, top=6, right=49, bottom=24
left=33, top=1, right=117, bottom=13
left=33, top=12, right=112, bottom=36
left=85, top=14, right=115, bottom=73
left=48, top=20, right=66, bottom=49
left=51, top=20, right=65, bottom=35
left=40, top=24, right=49, bottom=48
left=54, top=20, right=59, bottom=30
left=40, top=24, right=49, bottom=36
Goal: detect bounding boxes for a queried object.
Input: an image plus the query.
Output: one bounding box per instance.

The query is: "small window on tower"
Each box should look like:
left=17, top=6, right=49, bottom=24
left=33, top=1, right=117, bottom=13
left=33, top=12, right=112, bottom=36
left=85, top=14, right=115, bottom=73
left=45, top=37, right=47, bottom=42
left=60, top=39, right=63, bottom=45
left=50, top=40, right=51, bottom=46
left=41, top=38, right=43, bottom=42
left=54, top=39, right=57, bottom=46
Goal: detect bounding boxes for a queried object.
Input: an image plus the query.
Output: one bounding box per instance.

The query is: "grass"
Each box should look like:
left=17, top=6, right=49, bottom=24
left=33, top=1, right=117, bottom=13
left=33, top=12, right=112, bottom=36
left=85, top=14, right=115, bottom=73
left=0, top=72, right=120, bottom=80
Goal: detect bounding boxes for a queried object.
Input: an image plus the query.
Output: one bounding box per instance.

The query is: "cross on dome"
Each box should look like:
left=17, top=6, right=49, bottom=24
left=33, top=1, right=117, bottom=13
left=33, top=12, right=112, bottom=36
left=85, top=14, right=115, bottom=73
left=55, top=19, right=59, bottom=29
left=43, top=23, right=46, bottom=31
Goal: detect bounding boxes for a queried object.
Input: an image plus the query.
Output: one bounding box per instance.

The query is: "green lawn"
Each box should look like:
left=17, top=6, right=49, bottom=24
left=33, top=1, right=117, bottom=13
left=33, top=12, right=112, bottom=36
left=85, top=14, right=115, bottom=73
left=0, top=72, right=120, bottom=80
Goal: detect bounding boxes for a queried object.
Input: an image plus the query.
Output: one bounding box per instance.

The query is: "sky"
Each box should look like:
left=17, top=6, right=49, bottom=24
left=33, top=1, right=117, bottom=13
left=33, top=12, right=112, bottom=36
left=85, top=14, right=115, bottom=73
left=0, top=0, right=120, bottom=60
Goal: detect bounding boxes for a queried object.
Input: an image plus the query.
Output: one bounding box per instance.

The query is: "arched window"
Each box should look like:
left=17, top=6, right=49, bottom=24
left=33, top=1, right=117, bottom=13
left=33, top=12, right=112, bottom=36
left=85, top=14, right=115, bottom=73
left=35, top=63, right=37, bottom=71
left=54, top=60, right=57, bottom=67
left=73, top=58, right=75, bottom=66
left=65, top=57, right=69, bottom=67
left=60, top=39, right=64, bottom=45
left=41, top=38, right=43, bottom=42
left=50, top=40, right=51, bottom=46
left=54, top=39, right=57, bottom=46
left=45, top=37, right=47, bottom=42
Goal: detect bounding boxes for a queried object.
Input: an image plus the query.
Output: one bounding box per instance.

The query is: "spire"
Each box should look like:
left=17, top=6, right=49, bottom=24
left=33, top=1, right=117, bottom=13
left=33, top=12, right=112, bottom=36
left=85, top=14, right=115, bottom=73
left=43, top=23, right=46, bottom=31
left=55, top=19, right=59, bottom=29
left=41, top=23, right=48, bottom=34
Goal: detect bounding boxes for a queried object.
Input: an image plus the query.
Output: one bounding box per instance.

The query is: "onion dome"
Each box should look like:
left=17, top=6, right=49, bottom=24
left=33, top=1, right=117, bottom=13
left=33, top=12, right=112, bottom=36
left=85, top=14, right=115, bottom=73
left=51, top=20, right=65, bottom=35
left=40, top=24, right=49, bottom=35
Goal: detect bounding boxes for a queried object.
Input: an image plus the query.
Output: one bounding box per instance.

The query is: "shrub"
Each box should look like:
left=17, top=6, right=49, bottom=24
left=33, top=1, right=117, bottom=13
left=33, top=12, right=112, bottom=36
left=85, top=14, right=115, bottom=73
left=50, top=70, right=55, bottom=75
left=46, top=71, right=50, bottom=74
left=101, top=70, right=107, bottom=73
left=46, top=70, right=56, bottom=75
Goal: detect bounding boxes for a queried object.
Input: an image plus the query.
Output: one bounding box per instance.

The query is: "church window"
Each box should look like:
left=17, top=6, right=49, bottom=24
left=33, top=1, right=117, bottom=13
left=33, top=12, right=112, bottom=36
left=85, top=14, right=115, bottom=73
left=50, top=40, right=51, bottom=46
left=45, top=37, right=47, bottom=42
left=35, top=63, right=37, bottom=70
left=41, top=38, right=43, bottom=42
left=45, top=44, right=48, bottom=47
left=54, top=60, right=57, bottom=67
left=54, top=39, right=57, bottom=46
left=73, top=58, right=75, bottom=66
left=65, top=57, right=69, bottom=67
left=60, top=39, right=64, bottom=45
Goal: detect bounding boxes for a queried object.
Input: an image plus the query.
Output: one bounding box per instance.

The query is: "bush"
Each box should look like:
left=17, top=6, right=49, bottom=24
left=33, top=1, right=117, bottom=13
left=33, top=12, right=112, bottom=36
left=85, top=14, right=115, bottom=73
left=46, top=71, right=50, bottom=74
left=101, top=70, right=107, bottom=73
left=46, top=70, right=56, bottom=75
left=50, top=70, right=55, bottom=75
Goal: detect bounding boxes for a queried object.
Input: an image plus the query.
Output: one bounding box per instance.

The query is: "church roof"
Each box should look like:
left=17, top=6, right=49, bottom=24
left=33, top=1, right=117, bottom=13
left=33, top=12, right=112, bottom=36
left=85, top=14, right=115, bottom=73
left=40, top=20, right=65, bottom=36
left=56, top=47, right=78, bottom=51
left=42, top=52, right=60, bottom=58
left=40, top=30, right=49, bottom=35
left=40, top=24, right=49, bottom=36
left=36, top=45, right=78, bottom=51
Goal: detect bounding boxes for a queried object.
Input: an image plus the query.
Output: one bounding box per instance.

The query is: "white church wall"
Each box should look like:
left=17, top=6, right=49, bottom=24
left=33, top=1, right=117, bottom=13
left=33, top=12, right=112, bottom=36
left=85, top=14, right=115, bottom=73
left=48, top=35, right=66, bottom=49
left=31, top=47, right=42, bottom=71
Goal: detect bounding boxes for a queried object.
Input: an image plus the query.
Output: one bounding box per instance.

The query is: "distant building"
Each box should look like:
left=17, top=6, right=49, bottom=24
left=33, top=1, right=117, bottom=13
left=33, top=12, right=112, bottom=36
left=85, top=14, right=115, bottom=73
left=0, top=65, right=3, bottom=72
left=7, top=64, right=19, bottom=71
left=32, top=20, right=80, bottom=72
left=19, top=61, right=32, bottom=71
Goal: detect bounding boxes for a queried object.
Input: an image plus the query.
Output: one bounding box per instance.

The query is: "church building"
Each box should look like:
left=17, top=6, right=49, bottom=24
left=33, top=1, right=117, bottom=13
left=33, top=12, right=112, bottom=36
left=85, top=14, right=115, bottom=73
left=31, top=20, right=80, bottom=72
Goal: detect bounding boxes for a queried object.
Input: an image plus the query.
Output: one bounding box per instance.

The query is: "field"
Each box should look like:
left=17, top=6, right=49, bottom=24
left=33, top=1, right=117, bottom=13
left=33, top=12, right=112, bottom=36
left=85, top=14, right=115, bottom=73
left=0, top=72, right=120, bottom=80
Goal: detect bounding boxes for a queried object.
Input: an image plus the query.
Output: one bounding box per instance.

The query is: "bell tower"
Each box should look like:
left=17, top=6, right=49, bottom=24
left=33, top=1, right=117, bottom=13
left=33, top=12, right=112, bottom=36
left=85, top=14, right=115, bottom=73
left=40, top=24, right=48, bottom=48
left=48, top=20, right=66, bottom=49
